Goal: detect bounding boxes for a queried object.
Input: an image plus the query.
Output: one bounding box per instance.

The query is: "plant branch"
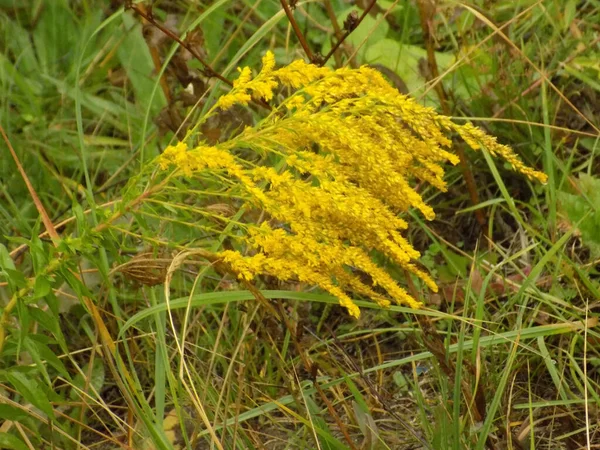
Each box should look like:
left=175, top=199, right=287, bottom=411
left=280, top=0, right=315, bottom=63
left=125, top=2, right=232, bottom=86
left=321, top=0, right=378, bottom=66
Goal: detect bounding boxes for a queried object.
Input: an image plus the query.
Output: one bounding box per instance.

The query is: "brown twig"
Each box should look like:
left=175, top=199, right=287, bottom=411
left=321, top=0, right=378, bottom=66
left=127, top=2, right=273, bottom=112
left=416, top=0, right=486, bottom=230
left=280, top=0, right=316, bottom=63
left=125, top=1, right=232, bottom=86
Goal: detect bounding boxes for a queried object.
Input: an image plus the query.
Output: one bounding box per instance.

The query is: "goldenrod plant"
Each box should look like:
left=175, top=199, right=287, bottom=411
left=4, top=1, right=600, bottom=448
left=156, top=51, right=547, bottom=318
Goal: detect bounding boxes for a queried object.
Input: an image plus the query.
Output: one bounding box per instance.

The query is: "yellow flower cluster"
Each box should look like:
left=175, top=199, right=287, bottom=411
left=157, top=52, right=547, bottom=318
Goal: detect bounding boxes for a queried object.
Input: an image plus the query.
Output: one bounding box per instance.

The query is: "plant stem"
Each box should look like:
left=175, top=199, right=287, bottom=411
left=321, top=0, right=378, bottom=66
left=416, top=0, right=486, bottom=229
left=323, top=0, right=344, bottom=67
left=126, top=2, right=232, bottom=86
left=280, top=0, right=315, bottom=63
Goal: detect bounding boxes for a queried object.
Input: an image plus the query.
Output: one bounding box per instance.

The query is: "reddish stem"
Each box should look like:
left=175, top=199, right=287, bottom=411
left=280, top=0, right=315, bottom=62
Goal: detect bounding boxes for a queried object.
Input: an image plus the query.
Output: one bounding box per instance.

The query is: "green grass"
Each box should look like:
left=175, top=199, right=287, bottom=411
left=1, top=0, right=600, bottom=449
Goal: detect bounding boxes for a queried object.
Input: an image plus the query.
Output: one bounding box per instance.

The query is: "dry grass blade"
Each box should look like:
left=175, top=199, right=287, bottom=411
left=0, top=123, right=59, bottom=242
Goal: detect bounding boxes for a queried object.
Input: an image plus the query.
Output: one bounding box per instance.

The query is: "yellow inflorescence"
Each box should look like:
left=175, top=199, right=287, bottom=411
left=157, top=51, right=547, bottom=318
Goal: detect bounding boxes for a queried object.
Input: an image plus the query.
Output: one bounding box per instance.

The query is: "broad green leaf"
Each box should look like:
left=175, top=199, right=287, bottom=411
left=557, top=174, right=600, bottom=256
left=326, top=7, right=389, bottom=63
left=117, top=14, right=166, bottom=117
left=22, top=336, right=50, bottom=385
left=33, top=276, right=52, bottom=300
left=70, top=359, right=105, bottom=401
left=365, top=40, right=453, bottom=98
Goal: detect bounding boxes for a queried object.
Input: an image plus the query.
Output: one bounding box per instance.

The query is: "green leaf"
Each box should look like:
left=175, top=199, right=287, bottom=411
left=393, top=371, right=409, bottom=391
left=28, top=307, right=67, bottom=351
left=305, top=397, right=346, bottom=450
left=0, top=433, right=29, bottom=450
left=563, top=0, right=577, bottom=31
left=0, top=404, right=29, bottom=422
left=70, top=359, right=105, bottom=401
left=29, top=234, right=48, bottom=275
left=117, top=14, right=166, bottom=117
left=344, top=375, right=369, bottom=413
left=32, top=1, right=77, bottom=76
left=364, top=40, right=454, bottom=99
left=332, top=7, right=389, bottom=62
left=27, top=336, right=70, bottom=380
left=202, top=6, right=226, bottom=59
left=33, top=276, right=52, bottom=299
left=557, top=174, right=600, bottom=256
left=6, top=371, right=55, bottom=419
left=0, top=268, right=27, bottom=290
left=0, top=245, right=25, bottom=291
left=22, top=336, right=50, bottom=385
left=58, top=266, right=93, bottom=299
left=0, top=244, right=16, bottom=272
left=15, top=301, right=29, bottom=356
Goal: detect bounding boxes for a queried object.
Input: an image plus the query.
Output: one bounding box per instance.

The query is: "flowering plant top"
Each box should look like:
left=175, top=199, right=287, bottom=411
left=157, top=51, right=546, bottom=318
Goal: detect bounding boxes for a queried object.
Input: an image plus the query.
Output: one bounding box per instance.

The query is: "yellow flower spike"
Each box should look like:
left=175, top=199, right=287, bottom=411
left=274, top=59, right=329, bottom=89
left=284, top=95, right=305, bottom=110
left=233, top=66, right=252, bottom=88
left=260, top=51, right=276, bottom=75
left=155, top=54, right=547, bottom=319
left=216, top=91, right=251, bottom=110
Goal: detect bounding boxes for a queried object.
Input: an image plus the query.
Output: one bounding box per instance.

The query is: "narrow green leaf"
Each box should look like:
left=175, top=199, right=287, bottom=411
left=0, top=404, right=29, bottom=422
left=29, top=336, right=70, bottom=380
left=0, top=433, right=29, bottom=450
left=6, top=371, right=54, bottom=419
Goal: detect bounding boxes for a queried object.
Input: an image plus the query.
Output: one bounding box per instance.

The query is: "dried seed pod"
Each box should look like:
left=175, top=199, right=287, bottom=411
left=343, top=11, right=359, bottom=32
left=205, top=203, right=236, bottom=218
left=116, top=252, right=171, bottom=286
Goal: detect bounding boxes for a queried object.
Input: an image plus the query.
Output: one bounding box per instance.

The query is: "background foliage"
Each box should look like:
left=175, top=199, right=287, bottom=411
left=0, top=0, right=599, bottom=449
